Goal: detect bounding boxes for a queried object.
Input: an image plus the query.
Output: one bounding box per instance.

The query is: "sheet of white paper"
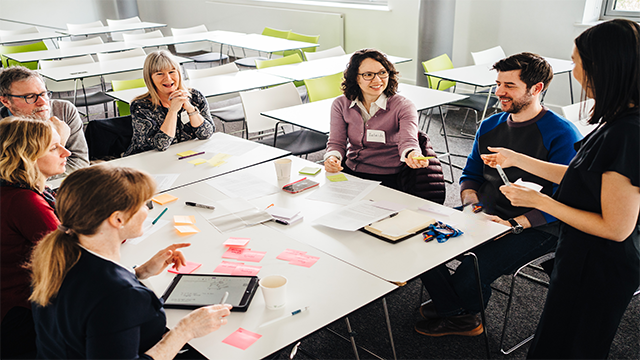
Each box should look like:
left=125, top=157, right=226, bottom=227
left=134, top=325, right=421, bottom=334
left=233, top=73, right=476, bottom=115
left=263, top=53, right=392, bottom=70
left=418, top=204, right=456, bottom=216
left=206, top=198, right=272, bottom=233
left=267, top=206, right=300, bottom=220
left=372, top=200, right=406, bottom=212
left=307, top=177, right=380, bottom=205
left=514, top=178, right=544, bottom=192
left=206, top=172, right=280, bottom=200
left=125, top=218, right=169, bottom=245
left=313, top=201, right=396, bottom=231
left=153, top=174, right=180, bottom=193
left=192, top=137, right=259, bottom=156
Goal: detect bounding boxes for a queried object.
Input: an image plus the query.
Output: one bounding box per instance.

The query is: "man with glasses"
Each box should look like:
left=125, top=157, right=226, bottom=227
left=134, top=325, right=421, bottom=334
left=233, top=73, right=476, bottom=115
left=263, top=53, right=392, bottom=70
left=0, top=66, right=88, bottom=176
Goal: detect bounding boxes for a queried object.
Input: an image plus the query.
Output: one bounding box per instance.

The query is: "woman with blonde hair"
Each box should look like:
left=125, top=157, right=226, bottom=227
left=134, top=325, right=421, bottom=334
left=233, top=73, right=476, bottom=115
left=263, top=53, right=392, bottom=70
left=124, top=50, right=214, bottom=155
left=0, top=117, right=69, bottom=358
left=30, top=165, right=231, bottom=359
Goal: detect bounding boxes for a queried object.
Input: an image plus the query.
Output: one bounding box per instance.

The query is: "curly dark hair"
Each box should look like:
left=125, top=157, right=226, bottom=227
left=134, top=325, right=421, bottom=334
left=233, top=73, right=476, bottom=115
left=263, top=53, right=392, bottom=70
left=342, top=49, right=399, bottom=102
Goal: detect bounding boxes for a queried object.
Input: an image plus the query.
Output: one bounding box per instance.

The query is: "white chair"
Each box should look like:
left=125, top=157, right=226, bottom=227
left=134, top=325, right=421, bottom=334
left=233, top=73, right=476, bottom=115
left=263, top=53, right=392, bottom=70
left=185, top=62, right=238, bottom=79
left=106, top=16, right=142, bottom=41
left=171, top=25, right=228, bottom=66
left=57, top=36, right=103, bottom=49
left=0, top=27, right=39, bottom=37
left=122, top=30, right=166, bottom=53
left=304, top=46, right=346, bottom=61
left=39, top=55, right=112, bottom=118
left=561, top=99, right=596, bottom=136
left=96, top=47, right=147, bottom=84
left=240, top=82, right=327, bottom=156
left=471, top=45, right=506, bottom=65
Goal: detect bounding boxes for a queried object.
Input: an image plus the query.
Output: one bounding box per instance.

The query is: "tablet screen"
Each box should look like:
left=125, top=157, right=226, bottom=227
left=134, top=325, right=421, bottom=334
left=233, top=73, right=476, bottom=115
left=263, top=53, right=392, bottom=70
left=163, top=275, right=257, bottom=309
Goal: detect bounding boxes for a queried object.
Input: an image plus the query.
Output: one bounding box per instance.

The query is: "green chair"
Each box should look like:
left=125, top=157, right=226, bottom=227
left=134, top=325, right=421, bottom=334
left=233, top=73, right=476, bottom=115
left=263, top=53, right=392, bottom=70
left=422, top=54, right=457, bottom=91
left=111, top=78, right=146, bottom=116
left=284, top=32, right=320, bottom=60
left=262, top=27, right=291, bottom=39
left=304, top=72, right=343, bottom=102
left=235, top=27, right=291, bottom=67
left=0, top=41, right=48, bottom=69
left=256, top=53, right=304, bottom=87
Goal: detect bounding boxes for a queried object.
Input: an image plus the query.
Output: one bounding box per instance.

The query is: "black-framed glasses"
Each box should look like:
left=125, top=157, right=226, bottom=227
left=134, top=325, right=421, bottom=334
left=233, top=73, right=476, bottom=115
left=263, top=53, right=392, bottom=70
left=5, top=91, right=52, bottom=104
left=358, top=70, right=389, bottom=81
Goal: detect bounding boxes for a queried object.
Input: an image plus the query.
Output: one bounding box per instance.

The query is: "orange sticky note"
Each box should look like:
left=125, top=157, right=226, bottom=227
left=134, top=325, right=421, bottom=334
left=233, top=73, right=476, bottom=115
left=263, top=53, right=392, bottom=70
left=174, top=224, right=200, bottom=234
left=152, top=194, right=178, bottom=205
left=168, top=261, right=202, bottom=274
left=173, top=215, right=196, bottom=225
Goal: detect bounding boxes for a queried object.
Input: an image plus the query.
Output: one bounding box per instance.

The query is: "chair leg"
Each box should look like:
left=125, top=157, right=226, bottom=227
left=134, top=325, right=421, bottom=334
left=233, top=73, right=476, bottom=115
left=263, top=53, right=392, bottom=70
left=381, top=297, right=398, bottom=360
left=465, top=252, right=491, bottom=359
left=437, top=106, right=455, bottom=183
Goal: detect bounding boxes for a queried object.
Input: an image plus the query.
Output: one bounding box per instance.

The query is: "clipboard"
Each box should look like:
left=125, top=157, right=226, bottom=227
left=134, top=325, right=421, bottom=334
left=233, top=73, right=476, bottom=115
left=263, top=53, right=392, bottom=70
left=360, top=209, right=436, bottom=243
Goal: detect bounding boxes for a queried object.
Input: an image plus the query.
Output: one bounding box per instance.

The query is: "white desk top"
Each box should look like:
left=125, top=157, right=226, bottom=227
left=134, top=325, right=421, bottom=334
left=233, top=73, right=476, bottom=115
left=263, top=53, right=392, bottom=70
left=38, top=54, right=192, bottom=82
left=106, top=70, right=291, bottom=103
left=118, top=189, right=396, bottom=359
left=127, top=30, right=243, bottom=48
left=57, top=22, right=166, bottom=37
left=257, top=53, right=412, bottom=81
left=176, top=156, right=510, bottom=283
left=216, top=33, right=319, bottom=53
left=0, top=31, right=64, bottom=45
left=261, top=83, right=468, bottom=134
left=4, top=41, right=139, bottom=63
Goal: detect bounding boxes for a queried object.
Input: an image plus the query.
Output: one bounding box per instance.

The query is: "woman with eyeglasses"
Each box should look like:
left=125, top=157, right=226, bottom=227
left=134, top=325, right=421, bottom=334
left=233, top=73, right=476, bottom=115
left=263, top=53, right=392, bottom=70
left=482, top=19, right=639, bottom=358
left=324, top=49, right=438, bottom=193
left=0, top=117, right=70, bottom=358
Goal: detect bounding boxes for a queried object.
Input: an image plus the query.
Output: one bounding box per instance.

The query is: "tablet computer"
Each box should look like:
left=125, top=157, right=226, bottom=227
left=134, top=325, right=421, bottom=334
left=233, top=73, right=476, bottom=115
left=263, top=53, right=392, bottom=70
left=161, top=274, right=259, bottom=312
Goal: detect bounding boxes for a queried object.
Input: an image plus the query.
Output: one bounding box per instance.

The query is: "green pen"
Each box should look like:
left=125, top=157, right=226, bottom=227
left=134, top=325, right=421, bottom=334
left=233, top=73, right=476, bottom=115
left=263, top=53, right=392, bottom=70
left=152, top=208, right=168, bottom=225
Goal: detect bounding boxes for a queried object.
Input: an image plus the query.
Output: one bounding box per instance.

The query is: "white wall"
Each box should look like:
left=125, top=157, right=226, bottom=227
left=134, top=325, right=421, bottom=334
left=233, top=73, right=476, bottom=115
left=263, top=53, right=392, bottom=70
left=0, top=0, right=121, bottom=30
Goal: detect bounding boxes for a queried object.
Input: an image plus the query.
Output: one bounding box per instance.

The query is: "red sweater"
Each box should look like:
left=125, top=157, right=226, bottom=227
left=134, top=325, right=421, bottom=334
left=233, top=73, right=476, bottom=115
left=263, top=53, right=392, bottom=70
left=1, top=186, right=59, bottom=320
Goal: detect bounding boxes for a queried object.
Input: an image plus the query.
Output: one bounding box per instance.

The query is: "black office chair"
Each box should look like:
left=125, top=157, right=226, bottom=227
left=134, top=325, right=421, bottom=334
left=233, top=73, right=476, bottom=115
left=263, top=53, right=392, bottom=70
left=84, top=115, right=133, bottom=161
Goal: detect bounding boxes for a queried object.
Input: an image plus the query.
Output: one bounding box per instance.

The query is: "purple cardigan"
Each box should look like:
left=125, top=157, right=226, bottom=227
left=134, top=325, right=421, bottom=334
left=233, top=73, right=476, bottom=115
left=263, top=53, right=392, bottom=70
left=327, top=94, right=419, bottom=175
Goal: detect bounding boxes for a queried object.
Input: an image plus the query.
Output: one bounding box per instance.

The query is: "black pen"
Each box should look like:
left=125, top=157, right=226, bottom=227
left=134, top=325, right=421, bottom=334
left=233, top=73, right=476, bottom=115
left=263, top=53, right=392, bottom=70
left=185, top=202, right=215, bottom=210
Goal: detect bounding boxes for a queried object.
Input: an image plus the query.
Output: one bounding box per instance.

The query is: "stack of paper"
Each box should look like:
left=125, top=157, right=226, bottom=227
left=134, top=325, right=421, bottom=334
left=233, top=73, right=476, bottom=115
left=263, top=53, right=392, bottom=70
left=266, top=206, right=303, bottom=225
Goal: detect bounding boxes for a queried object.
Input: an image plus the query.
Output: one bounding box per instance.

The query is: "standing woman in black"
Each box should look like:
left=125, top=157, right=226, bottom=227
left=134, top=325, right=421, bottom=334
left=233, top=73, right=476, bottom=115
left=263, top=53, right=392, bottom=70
left=482, top=19, right=639, bottom=358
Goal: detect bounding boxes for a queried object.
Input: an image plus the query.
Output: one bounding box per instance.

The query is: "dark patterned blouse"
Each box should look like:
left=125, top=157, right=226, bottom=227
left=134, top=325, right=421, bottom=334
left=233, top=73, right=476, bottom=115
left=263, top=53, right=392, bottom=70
left=124, top=88, right=215, bottom=155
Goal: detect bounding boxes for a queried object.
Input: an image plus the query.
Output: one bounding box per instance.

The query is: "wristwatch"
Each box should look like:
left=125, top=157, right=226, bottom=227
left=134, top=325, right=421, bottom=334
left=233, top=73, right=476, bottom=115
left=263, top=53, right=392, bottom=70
left=508, top=218, right=524, bottom=234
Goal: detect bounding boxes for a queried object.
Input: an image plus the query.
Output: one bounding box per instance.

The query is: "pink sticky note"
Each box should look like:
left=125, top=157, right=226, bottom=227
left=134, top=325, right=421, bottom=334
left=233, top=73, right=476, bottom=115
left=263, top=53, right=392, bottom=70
left=289, top=254, right=320, bottom=268
left=237, top=250, right=266, bottom=263
left=222, top=248, right=249, bottom=259
left=213, top=261, right=244, bottom=274
left=231, top=264, right=261, bottom=276
left=222, top=327, right=262, bottom=350
left=168, top=261, right=202, bottom=274
left=223, top=237, right=250, bottom=248
left=276, top=249, right=307, bottom=261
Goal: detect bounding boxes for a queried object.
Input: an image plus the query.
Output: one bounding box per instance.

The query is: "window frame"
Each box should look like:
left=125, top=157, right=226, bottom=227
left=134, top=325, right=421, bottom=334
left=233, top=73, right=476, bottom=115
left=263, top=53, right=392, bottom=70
left=601, top=0, right=640, bottom=20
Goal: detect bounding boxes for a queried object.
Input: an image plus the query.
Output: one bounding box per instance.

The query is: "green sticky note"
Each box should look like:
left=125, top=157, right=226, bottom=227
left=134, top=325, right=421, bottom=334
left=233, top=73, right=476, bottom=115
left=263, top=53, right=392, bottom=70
left=299, top=166, right=321, bottom=175
left=327, top=174, right=348, bottom=182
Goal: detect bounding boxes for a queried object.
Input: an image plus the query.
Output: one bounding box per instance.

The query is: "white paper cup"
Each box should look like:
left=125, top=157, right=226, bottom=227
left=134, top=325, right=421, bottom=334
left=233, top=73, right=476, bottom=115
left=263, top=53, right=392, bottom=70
left=274, top=159, right=292, bottom=181
left=259, top=275, right=287, bottom=310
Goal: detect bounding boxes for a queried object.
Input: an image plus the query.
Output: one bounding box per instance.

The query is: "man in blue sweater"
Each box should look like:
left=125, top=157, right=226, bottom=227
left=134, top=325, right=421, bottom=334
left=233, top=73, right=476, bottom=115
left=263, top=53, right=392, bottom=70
left=416, top=53, right=582, bottom=337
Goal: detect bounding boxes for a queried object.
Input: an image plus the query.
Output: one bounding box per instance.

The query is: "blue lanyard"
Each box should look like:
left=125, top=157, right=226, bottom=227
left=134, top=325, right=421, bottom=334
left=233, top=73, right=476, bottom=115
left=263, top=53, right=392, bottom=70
left=423, top=221, right=464, bottom=243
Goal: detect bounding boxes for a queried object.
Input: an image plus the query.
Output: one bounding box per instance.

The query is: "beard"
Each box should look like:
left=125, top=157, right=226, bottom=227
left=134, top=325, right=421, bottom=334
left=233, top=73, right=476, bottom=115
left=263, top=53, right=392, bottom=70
left=11, top=105, right=50, bottom=120
left=501, top=91, right=534, bottom=114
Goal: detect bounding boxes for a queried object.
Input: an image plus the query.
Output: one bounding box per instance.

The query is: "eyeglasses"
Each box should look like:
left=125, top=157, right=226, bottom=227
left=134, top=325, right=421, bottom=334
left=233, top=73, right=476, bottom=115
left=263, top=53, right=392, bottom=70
left=358, top=70, right=389, bottom=81
left=5, top=91, right=52, bottom=104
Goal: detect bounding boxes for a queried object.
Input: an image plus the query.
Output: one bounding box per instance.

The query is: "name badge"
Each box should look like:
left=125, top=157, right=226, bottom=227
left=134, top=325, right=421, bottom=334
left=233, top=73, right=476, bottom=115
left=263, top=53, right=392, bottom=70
left=366, top=129, right=386, bottom=143
left=180, top=111, right=190, bottom=125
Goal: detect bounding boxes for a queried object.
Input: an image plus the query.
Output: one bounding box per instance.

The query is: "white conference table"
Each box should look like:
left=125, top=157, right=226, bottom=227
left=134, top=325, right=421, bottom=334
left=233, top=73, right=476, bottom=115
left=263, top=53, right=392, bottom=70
left=261, top=83, right=469, bottom=134
left=257, top=53, right=412, bottom=81
left=37, top=54, right=192, bottom=82
left=176, top=155, right=511, bottom=284
left=106, top=70, right=291, bottom=104
left=0, top=31, right=65, bottom=45
left=127, top=30, right=244, bottom=49
left=56, top=22, right=166, bottom=37
left=118, top=195, right=397, bottom=360
left=4, top=41, right=139, bottom=64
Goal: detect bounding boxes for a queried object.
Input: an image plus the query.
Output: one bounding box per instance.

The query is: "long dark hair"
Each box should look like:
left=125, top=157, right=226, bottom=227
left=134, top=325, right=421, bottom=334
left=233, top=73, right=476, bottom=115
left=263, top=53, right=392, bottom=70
left=342, top=49, right=399, bottom=102
left=574, top=19, right=640, bottom=125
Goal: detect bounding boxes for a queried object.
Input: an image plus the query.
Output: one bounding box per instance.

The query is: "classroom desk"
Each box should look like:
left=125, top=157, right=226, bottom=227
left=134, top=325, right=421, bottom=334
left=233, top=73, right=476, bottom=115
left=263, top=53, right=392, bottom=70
left=118, top=193, right=397, bottom=359
left=126, top=30, right=243, bottom=49
left=3, top=41, right=139, bottom=64
left=216, top=33, right=319, bottom=54
left=257, top=53, right=412, bottom=81
left=261, top=83, right=469, bottom=134
left=175, top=155, right=511, bottom=284
left=56, top=22, right=166, bottom=37
left=106, top=70, right=291, bottom=104
left=0, top=31, right=65, bottom=45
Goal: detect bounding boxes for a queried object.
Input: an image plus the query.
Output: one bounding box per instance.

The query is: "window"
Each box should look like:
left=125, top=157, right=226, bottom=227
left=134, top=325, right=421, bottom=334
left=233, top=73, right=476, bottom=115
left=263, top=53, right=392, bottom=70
left=602, top=0, right=640, bottom=19
left=307, top=0, right=387, bottom=4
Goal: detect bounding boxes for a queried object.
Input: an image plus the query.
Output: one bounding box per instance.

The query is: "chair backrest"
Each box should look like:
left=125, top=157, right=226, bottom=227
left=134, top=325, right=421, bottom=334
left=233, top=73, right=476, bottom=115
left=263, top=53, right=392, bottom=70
left=39, top=55, right=101, bottom=91
left=171, top=24, right=211, bottom=54
left=57, top=36, right=103, bottom=49
left=561, top=99, right=595, bottom=123
left=422, top=54, right=456, bottom=91
left=1, top=41, right=48, bottom=69
left=284, top=32, right=320, bottom=59
left=106, top=16, right=142, bottom=41
left=255, top=53, right=303, bottom=69
left=262, top=27, right=291, bottom=39
left=304, top=72, right=343, bottom=102
left=186, top=62, right=239, bottom=79
left=240, top=82, right=302, bottom=134
left=0, top=27, right=39, bottom=37
left=122, top=29, right=164, bottom=42
left=111, top=78, right=146, bottom=116
left=471, top=45, right=506, bottom=65
left=84, top=114, right=133, bottom=160
left=304, top=45, right=345, bottom=61
left=96, top=47, right=146, bottom=62
left=67, top=20, right=104, bottom=31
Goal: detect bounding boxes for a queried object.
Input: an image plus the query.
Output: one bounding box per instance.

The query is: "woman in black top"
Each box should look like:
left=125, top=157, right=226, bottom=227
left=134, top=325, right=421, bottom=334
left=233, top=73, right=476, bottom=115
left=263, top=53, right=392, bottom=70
left=483, top=19, right=639, bottom=358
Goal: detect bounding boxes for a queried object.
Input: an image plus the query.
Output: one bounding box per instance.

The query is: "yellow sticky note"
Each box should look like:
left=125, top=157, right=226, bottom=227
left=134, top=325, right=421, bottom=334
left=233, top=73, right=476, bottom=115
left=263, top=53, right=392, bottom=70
left=208, top=160, right=227, bottom=167
left=327, top=174, right=348, bottom=182
left=173, top=215, right=196, bottom=225
left=177, top=150, right=197, bottom=157
left=152, top=193, right=178, bottom=205
left=188, top=158, right=207, bottom=165
left=207, top=153, right=232, bottom=166
left=412, top=156, right=435, bottom=161
left=175, top=225, right=200, bottom=234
